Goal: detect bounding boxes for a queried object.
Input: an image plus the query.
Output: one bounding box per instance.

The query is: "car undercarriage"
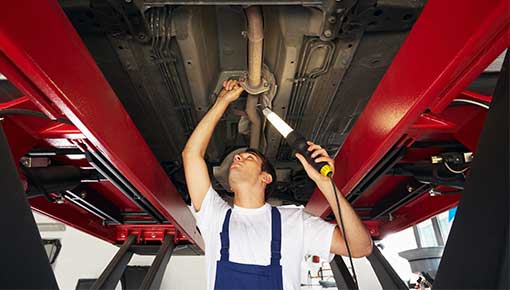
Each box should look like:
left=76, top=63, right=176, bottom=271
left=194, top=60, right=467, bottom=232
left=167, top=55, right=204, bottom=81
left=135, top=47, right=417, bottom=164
left=0, top=0, right=507, bottom=256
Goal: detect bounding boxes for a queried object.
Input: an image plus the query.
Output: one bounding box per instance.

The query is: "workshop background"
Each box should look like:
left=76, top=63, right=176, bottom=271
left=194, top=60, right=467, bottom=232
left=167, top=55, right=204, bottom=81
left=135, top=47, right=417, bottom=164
left=33, top=208, right=454, bottom=289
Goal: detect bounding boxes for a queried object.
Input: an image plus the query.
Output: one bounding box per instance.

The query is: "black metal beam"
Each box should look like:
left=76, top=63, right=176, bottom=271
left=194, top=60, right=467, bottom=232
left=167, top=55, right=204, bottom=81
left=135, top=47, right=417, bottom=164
left=412, top=225, right=422, bottom=248
left=369, top=182, right=431, bottom=220
left=430, top=217, right=444, bottom=246
left=0, top=124, right=59, bottom=289
left=330, top=255, right=358, bottom=290
left=91, top=234, right=137, bottom=290
left=347, top=145, right=407, bottom=203
left=387, top=163, right=466, bottom=189
left=64, top=190, right=122, bottom=225
left=367, top=246, right=408, bottom=289
left=410, top=140, right=468, bottom=150
left=85, top=151, right=165, bottom=222
left=139, top=234, right=175, bottom=290
left=433, top=52, right=509, bottom=289
left=120, top=266, right=150, bottom=290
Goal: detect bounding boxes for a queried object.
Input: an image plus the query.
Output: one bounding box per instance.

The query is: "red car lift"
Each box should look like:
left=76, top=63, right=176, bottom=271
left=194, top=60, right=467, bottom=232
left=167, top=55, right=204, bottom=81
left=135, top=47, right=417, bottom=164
left=0, top=0, right=508, bottom=288
left=306, top=0, right=509, bottom=237
left=0, top=0, right=202, bottom=249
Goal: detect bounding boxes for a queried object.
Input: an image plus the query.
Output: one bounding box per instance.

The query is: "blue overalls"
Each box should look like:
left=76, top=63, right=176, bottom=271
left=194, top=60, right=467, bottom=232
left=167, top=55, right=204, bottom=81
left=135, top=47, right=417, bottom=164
left=214, top=207, right=284, bottom=290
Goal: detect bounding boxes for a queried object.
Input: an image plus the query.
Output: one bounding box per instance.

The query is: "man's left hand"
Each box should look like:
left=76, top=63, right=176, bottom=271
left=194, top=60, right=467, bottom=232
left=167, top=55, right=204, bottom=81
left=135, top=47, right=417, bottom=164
left=295, top=141, right=335, bottom=184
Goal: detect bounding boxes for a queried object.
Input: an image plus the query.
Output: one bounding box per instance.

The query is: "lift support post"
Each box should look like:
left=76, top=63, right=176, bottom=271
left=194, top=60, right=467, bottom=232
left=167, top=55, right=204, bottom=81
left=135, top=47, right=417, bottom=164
left=329, top=255, right=357, bottom=289
left=433, top=53, right=509, bottom=289
left=0, top=124, right=59, bottom=289
left=91, top=234, right=175, bottom=290
left=367, top=246, right=408, bottom=289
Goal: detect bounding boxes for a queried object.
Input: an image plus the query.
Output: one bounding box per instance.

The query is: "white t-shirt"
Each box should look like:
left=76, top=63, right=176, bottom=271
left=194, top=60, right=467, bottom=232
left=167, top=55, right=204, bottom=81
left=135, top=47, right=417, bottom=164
left=191, top=186, right=336, bottom=290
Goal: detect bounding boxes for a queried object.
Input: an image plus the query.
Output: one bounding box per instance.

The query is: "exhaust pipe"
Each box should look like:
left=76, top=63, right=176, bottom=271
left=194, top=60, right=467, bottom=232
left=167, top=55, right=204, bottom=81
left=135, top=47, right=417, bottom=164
left=244, top=6, right=263, bottom=149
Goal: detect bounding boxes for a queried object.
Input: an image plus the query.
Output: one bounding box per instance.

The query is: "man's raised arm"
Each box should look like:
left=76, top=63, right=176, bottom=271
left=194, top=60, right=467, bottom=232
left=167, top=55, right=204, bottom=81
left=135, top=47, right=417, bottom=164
left=296, top=142, right=373, bottom=258
left=182, top=80, right=244, bottom=211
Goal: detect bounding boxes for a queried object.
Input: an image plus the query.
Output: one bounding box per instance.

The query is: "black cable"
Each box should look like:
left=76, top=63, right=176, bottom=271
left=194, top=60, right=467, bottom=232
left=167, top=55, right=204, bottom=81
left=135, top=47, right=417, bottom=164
left=330, top=175, right=359, bottom=289
left=0, top=109, right=72, bottom=125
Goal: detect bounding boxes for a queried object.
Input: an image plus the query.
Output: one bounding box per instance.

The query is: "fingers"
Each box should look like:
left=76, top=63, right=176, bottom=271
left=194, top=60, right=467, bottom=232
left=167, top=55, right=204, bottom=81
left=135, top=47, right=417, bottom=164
left=228, top=80, right=236, bottom=90
left=223, top=79, right=240, bottom=91
left=313, top=156, right=333, bottom=164
left=305, top=141, right=335, bottom=175
left=306, top=141, right=330, bottom=158
left=306, top=142, right=322, bottom=152
left=232, top=85, right=244, bottom=95
left=295, top=153, right=312, bottom=170
left=311, top=148, right=328, bottom=159
left=296, top=153, right=323, bottom=181
left=313, top=156, right=335, bottom=173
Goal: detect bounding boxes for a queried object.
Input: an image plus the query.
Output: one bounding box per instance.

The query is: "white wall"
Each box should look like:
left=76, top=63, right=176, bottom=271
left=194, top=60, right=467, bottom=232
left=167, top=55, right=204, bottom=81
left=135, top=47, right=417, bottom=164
left=34, top=212, right=207, bottom=290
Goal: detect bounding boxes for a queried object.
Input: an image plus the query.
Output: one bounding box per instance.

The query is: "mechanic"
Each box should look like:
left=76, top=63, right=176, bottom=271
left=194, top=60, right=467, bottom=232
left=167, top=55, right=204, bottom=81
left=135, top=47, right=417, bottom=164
left=182, top=79, right=373, bottom=290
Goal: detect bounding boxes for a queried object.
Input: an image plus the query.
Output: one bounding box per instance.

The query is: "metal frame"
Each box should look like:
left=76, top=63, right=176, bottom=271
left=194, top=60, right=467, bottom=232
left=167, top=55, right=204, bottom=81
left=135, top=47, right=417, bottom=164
left=91, top=234, right=137, bottom=290
left=140, top=234, right=176, bottom=290
left=305, top=0, right=510, bottom=238
left=0, top=0, right=203, bottom=249
left=433, top=53, right=509, bottom=289
left=0, top=123, right=59, bottom=289
left=330, top=255, right=357, bottom=290
left=0, top=0, right=506, bottom=255
left=91, top=233, right=175, bottom=290
left=366, top=246, right=408, bottom=289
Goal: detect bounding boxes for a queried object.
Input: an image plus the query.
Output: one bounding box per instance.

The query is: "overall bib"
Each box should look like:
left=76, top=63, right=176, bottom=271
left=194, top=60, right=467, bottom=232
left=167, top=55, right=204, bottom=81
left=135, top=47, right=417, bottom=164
left=214, top=207, right=284, bottom=290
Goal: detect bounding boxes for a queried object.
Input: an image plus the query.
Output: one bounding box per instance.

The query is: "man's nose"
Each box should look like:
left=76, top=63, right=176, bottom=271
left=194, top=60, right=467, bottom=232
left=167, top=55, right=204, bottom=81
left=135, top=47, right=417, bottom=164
left=233, top=154, right=242, bottom=162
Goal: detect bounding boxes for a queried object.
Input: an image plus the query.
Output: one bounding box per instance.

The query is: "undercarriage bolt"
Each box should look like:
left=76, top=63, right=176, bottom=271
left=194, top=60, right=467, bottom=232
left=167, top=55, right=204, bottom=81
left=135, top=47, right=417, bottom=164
left=429, top=189, right=441, bottom=196
left=323, top=29, right=332, bottom=38
left=264, top=82, right=269, bottom=87
left=328, top=16, right=336, bottom=24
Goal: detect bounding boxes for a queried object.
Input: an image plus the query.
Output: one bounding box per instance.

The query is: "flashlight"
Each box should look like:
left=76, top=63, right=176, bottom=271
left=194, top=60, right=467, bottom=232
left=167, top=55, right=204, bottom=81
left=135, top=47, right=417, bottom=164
left=259, top=105, right=333, bottom=177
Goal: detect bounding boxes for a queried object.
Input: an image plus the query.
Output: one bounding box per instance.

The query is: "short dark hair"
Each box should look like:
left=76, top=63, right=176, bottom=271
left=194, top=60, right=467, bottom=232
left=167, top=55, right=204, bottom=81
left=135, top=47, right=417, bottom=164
left=244, top=148, right=277, bottom=201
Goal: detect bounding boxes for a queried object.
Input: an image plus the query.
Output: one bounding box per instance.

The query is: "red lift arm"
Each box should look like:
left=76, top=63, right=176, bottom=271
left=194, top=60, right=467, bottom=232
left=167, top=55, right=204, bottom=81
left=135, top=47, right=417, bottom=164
left=0, top=0, right=203, bottom=249
left=306, top=0, right=509, bottom=237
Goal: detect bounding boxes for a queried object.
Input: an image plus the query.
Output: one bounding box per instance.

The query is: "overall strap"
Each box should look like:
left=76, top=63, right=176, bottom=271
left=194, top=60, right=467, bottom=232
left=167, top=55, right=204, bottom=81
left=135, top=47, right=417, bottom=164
left=219, top=209, right=232, bottom=261
left=270, top=207, right=282, bottom=266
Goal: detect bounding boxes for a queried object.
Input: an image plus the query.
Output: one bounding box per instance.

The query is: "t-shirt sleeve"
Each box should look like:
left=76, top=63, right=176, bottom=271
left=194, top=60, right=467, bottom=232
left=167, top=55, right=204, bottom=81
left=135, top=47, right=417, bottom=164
left=303, top=211, right=336, bottom=262
left=190, top=186, right=230, bottom=234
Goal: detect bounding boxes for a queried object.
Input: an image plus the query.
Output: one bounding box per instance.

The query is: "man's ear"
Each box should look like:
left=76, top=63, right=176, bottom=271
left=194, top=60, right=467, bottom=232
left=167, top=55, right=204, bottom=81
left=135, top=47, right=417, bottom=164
left=261, top=172, right=273, bottom=185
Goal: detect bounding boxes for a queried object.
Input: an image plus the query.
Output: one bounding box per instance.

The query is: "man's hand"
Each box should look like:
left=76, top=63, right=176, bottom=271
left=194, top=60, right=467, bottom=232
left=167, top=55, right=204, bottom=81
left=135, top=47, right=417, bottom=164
left=183, top=78, right=243, bottom=211
left=296, top=142, right=373, bottom=258
left=217, top=79, right=244, bottom=104
left=295, top=141, right=335, bottom=185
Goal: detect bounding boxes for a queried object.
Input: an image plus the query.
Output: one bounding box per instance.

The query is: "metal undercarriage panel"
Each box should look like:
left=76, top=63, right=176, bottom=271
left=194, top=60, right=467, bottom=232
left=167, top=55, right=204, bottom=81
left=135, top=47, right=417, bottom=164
left=58, top=0, right=426, bottom=206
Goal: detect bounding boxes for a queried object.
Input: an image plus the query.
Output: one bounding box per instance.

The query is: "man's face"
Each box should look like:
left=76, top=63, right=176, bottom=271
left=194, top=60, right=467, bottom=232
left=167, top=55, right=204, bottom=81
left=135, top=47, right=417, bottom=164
left=228, top=151, right=263, bottom=184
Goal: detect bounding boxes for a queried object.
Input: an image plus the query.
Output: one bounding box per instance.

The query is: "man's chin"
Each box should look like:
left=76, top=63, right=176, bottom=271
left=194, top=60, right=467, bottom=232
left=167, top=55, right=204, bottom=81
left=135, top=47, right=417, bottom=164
left=228, top=168, right=243, bottom=182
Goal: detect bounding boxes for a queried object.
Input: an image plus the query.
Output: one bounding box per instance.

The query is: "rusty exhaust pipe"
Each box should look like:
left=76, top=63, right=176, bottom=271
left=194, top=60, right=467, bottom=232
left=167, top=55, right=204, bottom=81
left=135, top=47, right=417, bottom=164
left=244, top=6, right=263, bottom=149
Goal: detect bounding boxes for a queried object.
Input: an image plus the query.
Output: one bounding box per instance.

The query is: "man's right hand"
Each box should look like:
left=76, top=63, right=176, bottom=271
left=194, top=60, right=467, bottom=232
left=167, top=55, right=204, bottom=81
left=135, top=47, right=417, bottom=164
left=217, top=79, right=244, bottom=104
left=183, top=79, right=244, bottom=212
